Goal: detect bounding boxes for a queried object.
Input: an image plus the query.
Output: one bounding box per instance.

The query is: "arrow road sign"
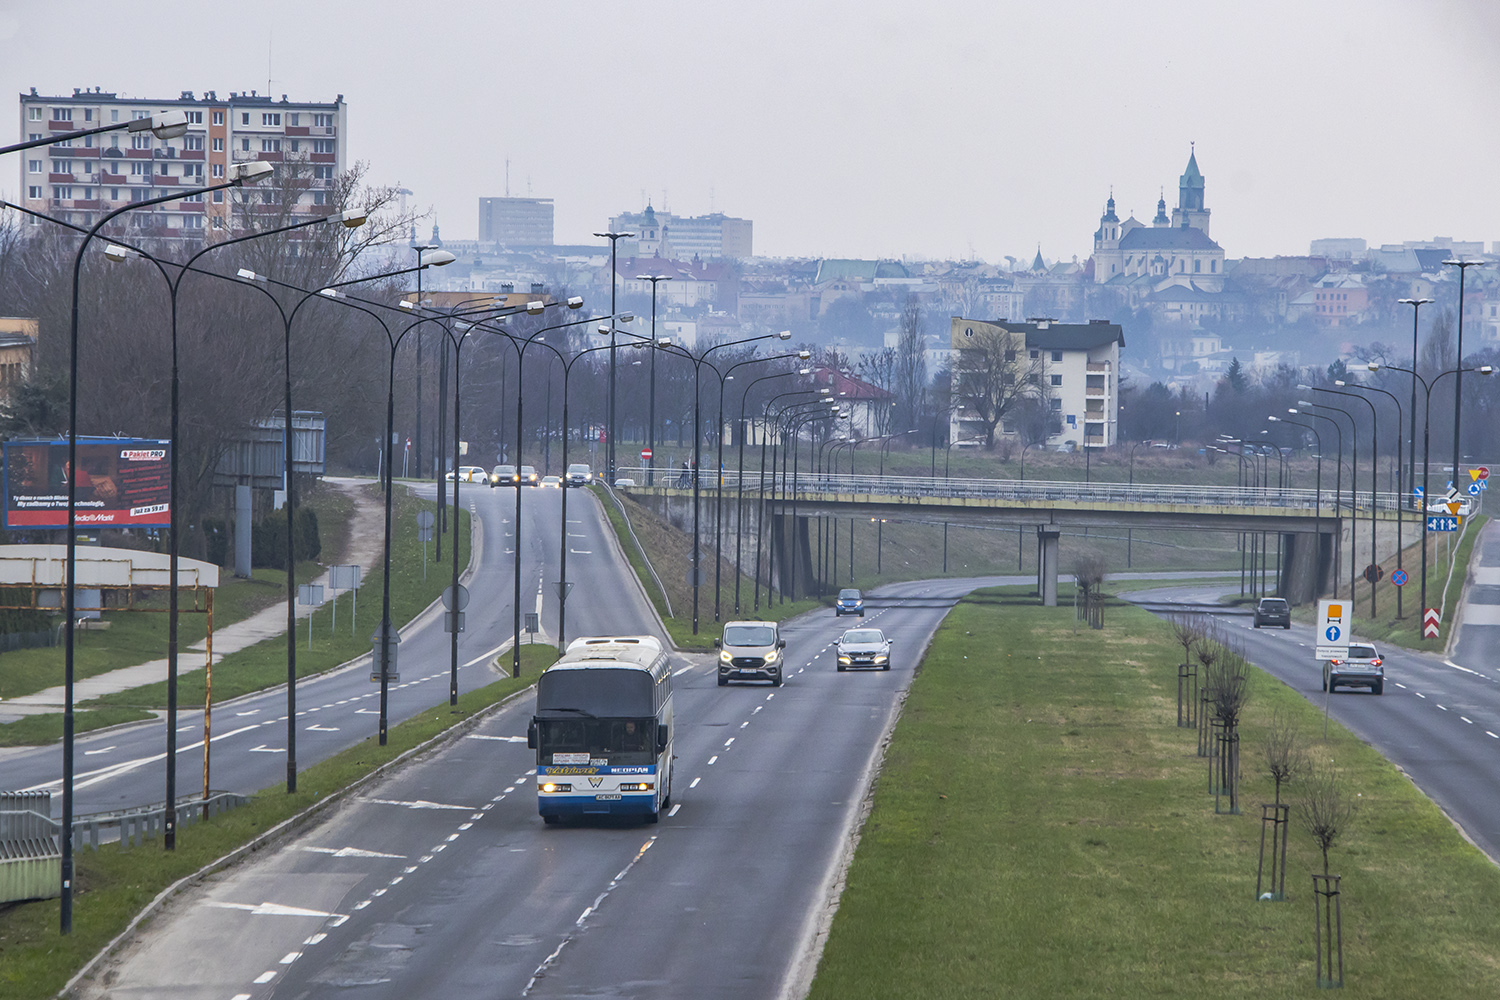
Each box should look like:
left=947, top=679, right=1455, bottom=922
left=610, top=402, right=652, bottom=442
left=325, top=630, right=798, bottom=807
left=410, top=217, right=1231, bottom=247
left=1423, top=608, right=1441, bottom=639
left=1427, top=516, right=1460, bottom=532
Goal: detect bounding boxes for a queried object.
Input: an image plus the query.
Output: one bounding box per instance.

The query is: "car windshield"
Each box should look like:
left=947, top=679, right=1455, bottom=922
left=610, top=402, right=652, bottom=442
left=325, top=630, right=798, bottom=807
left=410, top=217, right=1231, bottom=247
left=842, top=630, right=883, bottom=644
left=723, top=625, right=776, bottom=646
left=839, top=589, right=861, bottom=599
left=568, top=465, right=590, bottom=474
left=495, top=466, right=515, bottom=475
left=1347, top=645, right=1378, bottom=659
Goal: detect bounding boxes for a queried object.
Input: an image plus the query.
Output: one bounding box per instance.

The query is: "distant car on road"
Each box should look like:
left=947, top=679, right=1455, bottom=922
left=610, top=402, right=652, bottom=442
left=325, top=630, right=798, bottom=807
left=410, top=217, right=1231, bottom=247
left=520, top=465, right=539, bottom=486
left=613, top=477, right=636, bottom=489
left=1324, top=642, right=1383, bottom=695
left=566, top=464, right=593, bottom=485
left=836, top=628, right=891, bottom=671
left=491, top=464, right=517, bottom=487
left=539, top=475, right=562, bottom=488
left=445, top=466, right=487, bottom=483
left=1253, top=597, right=1291, bottom=629
left=835, top=588, right=864, bottom=617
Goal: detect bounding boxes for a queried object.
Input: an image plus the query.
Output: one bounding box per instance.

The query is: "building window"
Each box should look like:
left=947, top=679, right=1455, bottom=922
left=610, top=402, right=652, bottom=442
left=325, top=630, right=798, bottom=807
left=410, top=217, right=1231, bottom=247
left=28, top=107, right=41, bottom=121
left=111, top=110, right=119, bottom=123
left=53, top=186, right=73, bottom=200
left=313, top=191, right=326, bottom=205
left=1050, top=374, right=1063, bottom=386
left=1051, top=350, right=1062, bottom=362
left=130, top=163, right=146, bottom=176
left=158, top=164, right=170, bottom=176
left=52, top=137, right=72, bottom=147
left=27, top=186, right=41, bottom=199
left=287, top=113, right=299, bottom=126
left=261, top=138, right=281, bottom=152
left=187, top=111, right=203, bottom=124
left=132, top=134, right=151, bottom=149
left=183, top=214, right=203, bottom=228
left=27, top=159, right=40, bottom=173
left=83, top=109, right=93, bottom=122
left=241, top=113, right=250, bottom=125
left=212, top=137, right=224, bottom=151
left=313, top=113, right=334, bottom=127
left=1049, top=398, right=1062, bottom=411
left=211, top=163, right=224, bottom=178
left=51, top=159, right=72, bottom=173
left=1193, top=259, right=1201, bottom=273
left=263, top=113, right=282, bottom=126
left=184, top=135, right=203, bottom=150
left=241, top=139, right=251, bottom=151
left=313, top=165, right=333, bottom=179
left=133, top=110, right=149, bottom=120
left=213, top=111, right=224, bottom=125
left=52, top=108, right=73, bottom=122
left=312, top=139, right=334, bottom=154
left=110, top=188, right=119, bottom=200
left=289, top=140, right=299, bottom=153
left=1211, top=260, right=1217, bottom=273
left=183, top=190, right=202, bottom=202
left=28, top=133, right=41, bottom=143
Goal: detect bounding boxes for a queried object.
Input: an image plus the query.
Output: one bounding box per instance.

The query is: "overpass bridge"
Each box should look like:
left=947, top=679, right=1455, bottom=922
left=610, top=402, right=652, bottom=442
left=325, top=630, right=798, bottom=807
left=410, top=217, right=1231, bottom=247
left=616, top=468, right=1420, bottom=606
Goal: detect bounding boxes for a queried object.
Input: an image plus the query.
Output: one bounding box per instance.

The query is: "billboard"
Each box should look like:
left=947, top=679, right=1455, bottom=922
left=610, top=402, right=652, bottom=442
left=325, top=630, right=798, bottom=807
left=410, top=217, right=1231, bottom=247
left=4, top=439, right=171, bottom=528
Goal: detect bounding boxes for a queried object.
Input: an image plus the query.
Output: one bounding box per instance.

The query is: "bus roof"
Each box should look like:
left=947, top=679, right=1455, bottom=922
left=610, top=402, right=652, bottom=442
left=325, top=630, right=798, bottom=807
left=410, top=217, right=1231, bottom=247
left=558, top=635, right=664, bottom=668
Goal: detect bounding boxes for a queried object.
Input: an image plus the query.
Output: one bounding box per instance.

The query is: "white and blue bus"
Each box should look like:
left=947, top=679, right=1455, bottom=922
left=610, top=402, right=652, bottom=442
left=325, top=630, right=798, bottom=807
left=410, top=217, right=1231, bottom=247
left=527, top=636, right=674, bottom=824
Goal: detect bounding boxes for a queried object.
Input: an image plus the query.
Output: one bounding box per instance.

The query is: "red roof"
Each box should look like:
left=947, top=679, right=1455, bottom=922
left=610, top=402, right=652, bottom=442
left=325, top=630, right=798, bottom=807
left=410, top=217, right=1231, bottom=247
left=815, top=367, right=892, bottom=401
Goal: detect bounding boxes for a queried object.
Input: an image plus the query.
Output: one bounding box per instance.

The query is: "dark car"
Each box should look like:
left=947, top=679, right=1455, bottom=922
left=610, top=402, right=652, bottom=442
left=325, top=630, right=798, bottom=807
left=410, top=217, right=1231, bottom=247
left=835, top=588, right=864, bottom=617
left=1253, top=598, right=1291, bottom=629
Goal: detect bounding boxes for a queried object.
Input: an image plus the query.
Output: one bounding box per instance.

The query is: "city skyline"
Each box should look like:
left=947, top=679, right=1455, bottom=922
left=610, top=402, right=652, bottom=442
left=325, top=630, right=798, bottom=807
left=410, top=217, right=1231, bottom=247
left=4, top=1, right=1498, bottom=263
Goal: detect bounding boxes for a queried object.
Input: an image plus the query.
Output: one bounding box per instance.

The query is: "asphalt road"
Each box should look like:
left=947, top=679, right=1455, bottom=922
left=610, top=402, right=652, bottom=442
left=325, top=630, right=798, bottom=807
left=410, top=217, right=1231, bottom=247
left=3, top=482, right=657, bottom=816
left=74, top=576, right=997, bottom=1000
left=1126, top=519, right=1500, bottom=864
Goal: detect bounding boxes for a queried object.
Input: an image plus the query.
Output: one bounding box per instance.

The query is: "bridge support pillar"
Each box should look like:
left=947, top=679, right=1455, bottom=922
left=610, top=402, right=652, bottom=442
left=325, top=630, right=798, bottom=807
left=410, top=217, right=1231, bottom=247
left=1037, top=527, right=1061, bottom=607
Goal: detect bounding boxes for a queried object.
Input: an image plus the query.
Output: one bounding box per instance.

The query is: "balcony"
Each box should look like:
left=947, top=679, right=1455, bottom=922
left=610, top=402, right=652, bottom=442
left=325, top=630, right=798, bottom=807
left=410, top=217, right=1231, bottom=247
left=126, top=148, right=152, bottom=159
left=1085, top=386, right=1105, bottom=397
left=48, top=120, right=75, bottom=132
left=153, top=175, right=179, bottom=185
left=100, top=173, right=127, bottom=184
left=1086, top=362, right=1110, bottom=372
left=180, top=149, right=205, bottom=160
left=48, top=173, right=76, bottom=183
left=285, top=126, right=310, bottom=137
left=311, top=153, right=335, bottom=163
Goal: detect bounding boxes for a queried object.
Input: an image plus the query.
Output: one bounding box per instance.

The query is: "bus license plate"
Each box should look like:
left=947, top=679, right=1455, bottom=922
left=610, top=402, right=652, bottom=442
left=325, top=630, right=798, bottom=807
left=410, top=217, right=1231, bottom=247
left=595, top=793, right=621, bottom=800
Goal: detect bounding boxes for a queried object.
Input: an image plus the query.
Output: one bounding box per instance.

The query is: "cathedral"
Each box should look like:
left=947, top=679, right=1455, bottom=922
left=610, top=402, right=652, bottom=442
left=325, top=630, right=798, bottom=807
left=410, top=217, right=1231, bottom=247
left=1091, top=149, right=1226, bottom=294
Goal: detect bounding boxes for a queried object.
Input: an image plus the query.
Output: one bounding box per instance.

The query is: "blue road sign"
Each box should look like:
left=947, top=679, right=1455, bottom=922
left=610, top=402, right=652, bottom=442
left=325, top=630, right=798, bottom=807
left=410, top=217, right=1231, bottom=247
left=1427, top=515, right=1460, bottom=532
left=1324, top=625, right=1341, bottom=643
left=1391, top=569, right=1409, bottom=586
left=1413, top=486, right=1425, bottom=497
left=1469, top=482, right=1482, bottom=496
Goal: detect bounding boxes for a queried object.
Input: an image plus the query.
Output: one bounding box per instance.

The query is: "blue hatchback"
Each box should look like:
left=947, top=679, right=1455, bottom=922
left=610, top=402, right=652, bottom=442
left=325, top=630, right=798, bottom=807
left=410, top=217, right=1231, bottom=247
left=836, top=589, right=864, bottom=617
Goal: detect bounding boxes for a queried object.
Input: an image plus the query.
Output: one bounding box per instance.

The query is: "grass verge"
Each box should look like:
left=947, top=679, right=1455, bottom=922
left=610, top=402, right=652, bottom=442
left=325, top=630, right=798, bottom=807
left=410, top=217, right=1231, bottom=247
left=808, top=586, right=1500, bottom=998
left=0, top=644, right=557, bottom=1000
left=0, top=486, right=468, bottom=747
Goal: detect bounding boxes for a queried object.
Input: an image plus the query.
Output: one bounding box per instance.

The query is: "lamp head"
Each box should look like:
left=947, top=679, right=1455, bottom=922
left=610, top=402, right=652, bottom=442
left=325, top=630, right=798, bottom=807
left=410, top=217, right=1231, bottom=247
left=1334, top=380, right=1346, bottom=387
left=819, top=387, right=832, bottom=394
left=597, top=323, right=611, bottom=335
left=777, top=330, right=792, bottom=340
left=797, top=349, right=811, bottom=359
left=566, top=296, right=584, bottom=310
left=658, top=337, right=672, bottom=347
left=1297, top=400, right=1313, bottom=408
left=228, top=161, right=274, bottom=183
left=1481, top=366, right=1495, bottom=375
left=617, top=312, right=635, bottom=323
left=334, top=208, right=368, bottom=228
left=1368, top=363, right=1380, bottom=372
left=102, top=244, right=132, bottom=263
left=1287, top=408, right=1299, bottom=414
left=1267, top=415, right=1279, bottom=422
left=399, top=300, right=416, bottom=310
left=130, top=109, right=189, bottom=139
left=424, top=250, right=457, bottom=267
left=318, top=288, right=342, bottom=299
left=236, top=268, right=263, bottom=282
left=526, top=300, right=546, bottom=315
left=798, top=367, right=812, bottom=375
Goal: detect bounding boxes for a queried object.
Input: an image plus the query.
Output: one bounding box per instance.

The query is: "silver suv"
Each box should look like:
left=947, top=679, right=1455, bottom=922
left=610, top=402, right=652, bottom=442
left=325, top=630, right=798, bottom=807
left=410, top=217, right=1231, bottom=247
left=1324, top=642, right=1383, bottom=695
left=715, top=621, right=786, bottom=687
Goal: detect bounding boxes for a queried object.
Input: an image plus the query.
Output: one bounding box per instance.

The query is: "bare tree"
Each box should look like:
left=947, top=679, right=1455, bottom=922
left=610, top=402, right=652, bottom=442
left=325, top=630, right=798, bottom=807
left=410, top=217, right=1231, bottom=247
left=1297, top=757, right=1355, bottom=877
left=951, top=325, right=1045, bottom=448
left=1073, top=554, right=1106, bottom=628
left=893, top=294, right=928, bottom=433
left=1264, top=709, right=1305, bottom=807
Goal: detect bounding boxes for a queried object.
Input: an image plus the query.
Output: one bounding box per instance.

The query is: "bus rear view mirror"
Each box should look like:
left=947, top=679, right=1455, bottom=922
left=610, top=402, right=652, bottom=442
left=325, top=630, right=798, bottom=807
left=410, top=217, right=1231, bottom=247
left=657, top=724, right=669, bottom=753
left=527, top=721, right=538, bottom=749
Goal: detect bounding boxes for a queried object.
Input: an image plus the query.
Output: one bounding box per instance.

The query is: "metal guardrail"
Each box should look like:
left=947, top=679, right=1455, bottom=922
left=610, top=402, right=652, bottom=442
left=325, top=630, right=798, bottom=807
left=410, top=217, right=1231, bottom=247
left=612, top=466, right=1428, bottom=515
left=0, top=789, right=250, bottom=856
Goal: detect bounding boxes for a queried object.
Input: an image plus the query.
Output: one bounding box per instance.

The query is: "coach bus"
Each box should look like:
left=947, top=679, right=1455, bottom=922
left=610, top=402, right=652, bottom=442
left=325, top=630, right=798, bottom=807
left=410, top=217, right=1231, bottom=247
left=527, top=635, right=674, bottom=824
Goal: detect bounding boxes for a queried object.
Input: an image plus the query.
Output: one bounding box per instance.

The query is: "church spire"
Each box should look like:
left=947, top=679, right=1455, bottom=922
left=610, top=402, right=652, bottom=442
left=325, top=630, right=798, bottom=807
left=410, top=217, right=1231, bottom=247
left=1153, top=188, right=1169, bottom=227
left=1031, top=244, right=1046, bottom=272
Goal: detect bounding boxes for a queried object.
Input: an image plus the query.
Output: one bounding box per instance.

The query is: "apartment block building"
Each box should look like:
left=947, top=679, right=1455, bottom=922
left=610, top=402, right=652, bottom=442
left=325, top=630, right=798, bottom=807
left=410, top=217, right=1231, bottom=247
left=607, top=204, right=753, bottom=259
left=17, top=87, right=347, bottom=237
left=478, top=196, right=554, bottom=246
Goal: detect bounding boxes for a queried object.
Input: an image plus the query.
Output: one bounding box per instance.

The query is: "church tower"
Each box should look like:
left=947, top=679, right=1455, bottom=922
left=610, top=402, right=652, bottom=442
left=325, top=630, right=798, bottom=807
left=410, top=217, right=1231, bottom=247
left=1152, top=189, right=1170, bottom=228
left=1170, top=147, right=1211, bottom=236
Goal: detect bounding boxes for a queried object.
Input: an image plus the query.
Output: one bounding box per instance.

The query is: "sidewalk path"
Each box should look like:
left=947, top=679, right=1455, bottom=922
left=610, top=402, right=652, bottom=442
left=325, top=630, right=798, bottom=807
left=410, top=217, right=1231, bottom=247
left=0, top=477, right=385, bottom=721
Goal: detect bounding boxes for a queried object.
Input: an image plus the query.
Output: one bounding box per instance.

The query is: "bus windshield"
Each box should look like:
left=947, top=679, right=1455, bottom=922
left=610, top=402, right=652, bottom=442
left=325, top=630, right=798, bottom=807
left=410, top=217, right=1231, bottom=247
left=537, top=717, right=656, bottom=765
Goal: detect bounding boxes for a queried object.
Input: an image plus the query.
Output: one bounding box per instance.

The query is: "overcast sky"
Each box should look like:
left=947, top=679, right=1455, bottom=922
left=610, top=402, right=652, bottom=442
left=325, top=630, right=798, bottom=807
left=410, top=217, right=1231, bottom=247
left=5, top=1, right=1498, bottom=263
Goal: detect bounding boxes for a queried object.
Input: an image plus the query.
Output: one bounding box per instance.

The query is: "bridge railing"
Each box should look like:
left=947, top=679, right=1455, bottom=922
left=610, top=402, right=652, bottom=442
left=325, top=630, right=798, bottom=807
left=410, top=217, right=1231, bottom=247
left=615, top=467, right=1419, bottom=514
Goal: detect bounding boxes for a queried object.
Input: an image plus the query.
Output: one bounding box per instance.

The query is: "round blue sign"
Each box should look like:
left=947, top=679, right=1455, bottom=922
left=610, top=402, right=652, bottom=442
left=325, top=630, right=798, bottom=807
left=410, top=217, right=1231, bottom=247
left=1324, top=625, right=1341, bottom=642
left=1391, top=569, right=1409, bottom=587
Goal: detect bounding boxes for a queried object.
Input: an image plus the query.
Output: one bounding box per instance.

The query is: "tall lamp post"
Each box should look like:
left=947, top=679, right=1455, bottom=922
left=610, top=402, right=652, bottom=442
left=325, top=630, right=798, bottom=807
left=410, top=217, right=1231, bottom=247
left=1443, top=260, right=1488, bottom=485
left=1299, top=399, right=1357, bottom=598
left=1368, top=362, right=1493, bottom=626
left=1342, top=379, right=1406, bottom=616
left=410, top=243, right=439, bottom=490
left=595, top=230, right=635, bottom=482
left=53, top=161, right=274, bottom=934
left=1312, top=383, right=1381, bottom=615
left=1288, top=407, right=1343, bottom=597
left=1397, top=297, right=1433, bottom=506
left=733, top=366, right=811, bottom=614
left=1269, top=415, right=1323, bottom=593
left=637, top=273, right=672, bottom=485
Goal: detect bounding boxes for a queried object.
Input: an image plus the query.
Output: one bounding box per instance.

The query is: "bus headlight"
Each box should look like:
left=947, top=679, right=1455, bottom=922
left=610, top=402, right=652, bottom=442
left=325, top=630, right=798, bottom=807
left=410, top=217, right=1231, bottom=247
left=618, top=782, right=654, bottom=792
left=540, top=782, right=572, bottom=793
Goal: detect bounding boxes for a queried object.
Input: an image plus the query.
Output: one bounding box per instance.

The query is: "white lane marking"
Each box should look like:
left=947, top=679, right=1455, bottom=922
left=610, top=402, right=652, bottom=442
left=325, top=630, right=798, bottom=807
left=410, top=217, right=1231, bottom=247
left=459, top=823, right=473, bottom=831
left=1489, top=732, right=1500, bottom=739
left=1438, top=705, right=1448, bottom=711
left=307, top=724, right=340, bottom=732
left=469, top=735, right=527, bottom=743
left=1396, top=683, right=1408, bottom=689
left=674, top=665, right=696, bottom=676
left=205, top=901, right=344, bottom=918
left=708, top=755, right=719, bottom=765
left=362, top=798, right=472, bottom=810
left=471, top=812, right=484, bottom=820
left=689, top=777, right=701, bottom=788
left=668, top=804, right=681, bottom=817
left=739, top=721, right=749, bottom=729
left=329, top=915, right=349, bottom=928
left=83, top=746, right=116, bottom=756
left=570, top=549, right=593, bottom=555
left=235, top=709, right=260, bottom=716
left=1444, top=659, right=1486, bottom=677
left=464, top=644, right=508, bottom=667
left=1462, top=716, right=1475, bottom=724
left=303, top=846, right=405, bottom=859
left=305, top=933, right=327, bottom=945
left=279, top=952, right=301, bottom=965
left=255, top=971, right=277, bottom=983
left=751, top=706, right=762, bottom=715
left=766, top=693, right=775, bottom=700
left=390, top=877, right=404, bottom=886
left=724, top=738, right=735, bottom=747
left=1416, top=693, right=1427, bottom=699
left=446, top=833, right=461, bottom=842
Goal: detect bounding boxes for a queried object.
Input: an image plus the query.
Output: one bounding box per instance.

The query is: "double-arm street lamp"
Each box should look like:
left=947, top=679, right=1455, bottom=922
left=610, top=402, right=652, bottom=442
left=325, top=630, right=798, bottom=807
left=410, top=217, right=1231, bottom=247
left=1341, top=378, right=1407, bottom=617
left=1366, top=362, right=1494, bottom=621
left=1443, top=260, right=1488, bottom=483
left=1288, top=405, right=1345, bottom=598
left=1310, top=383, right=1381, bottom=615
left=637, top=274, right=672, bottom=485
left=595, top=231, right=635, bottom=481
left=1398, top=297, right=1434, bottom=506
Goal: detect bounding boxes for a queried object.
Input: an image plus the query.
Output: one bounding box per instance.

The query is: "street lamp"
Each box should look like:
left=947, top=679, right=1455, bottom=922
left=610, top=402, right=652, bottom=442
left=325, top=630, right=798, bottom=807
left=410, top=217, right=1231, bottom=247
left=733, top=365, right=812, bottom=614
left=595, top=230, right=635, bottom=481
left=51, top=160, right=273, bottom=934
left=1341, top=378, right=1406, bottom=617
left=1313, top=382, right=1381, bottom=615
left=1289, top=405, right=1345, bottom=598
left=1442, top=260, right=1488, bottom=484
left=1, top=108, right=189, bottom=156
left=1270, top=414, right=1323, bottom=594
left=1397, top=297, right=1433, bottom=509
left=1299, top=398, right=1360, bottom=599
left=754, top=390, right=828, bottom=609
left=1367, top=362, right=1493, bottom=624
left=636, top=274, right=672, bottom=485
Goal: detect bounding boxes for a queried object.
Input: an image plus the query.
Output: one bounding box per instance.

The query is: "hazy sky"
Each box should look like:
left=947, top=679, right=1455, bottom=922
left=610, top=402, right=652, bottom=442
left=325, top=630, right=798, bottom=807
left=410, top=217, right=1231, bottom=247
left=5, top=1, right=1499, bottom=263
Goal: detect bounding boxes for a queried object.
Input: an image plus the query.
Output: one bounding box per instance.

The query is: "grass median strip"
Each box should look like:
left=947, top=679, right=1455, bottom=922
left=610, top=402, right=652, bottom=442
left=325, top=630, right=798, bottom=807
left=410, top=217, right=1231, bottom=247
left=0, top=644, right=557, bottom=1000
left=808, top=587, right=1500, bottom=998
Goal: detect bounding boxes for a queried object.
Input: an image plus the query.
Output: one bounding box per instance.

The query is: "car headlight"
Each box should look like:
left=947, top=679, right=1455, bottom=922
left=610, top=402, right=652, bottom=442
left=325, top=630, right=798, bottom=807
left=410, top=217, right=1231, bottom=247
left=764, top=650, right=778, bottom=663
left=874, top=655, right=888, bottom=663
left=540, top=783, right=572, bottom=793
left=838, top=656, right=852, bottom=664
left=720, top=651, right=732, bottom=663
